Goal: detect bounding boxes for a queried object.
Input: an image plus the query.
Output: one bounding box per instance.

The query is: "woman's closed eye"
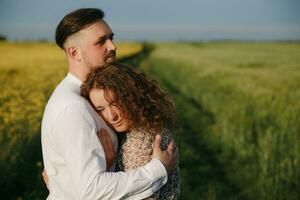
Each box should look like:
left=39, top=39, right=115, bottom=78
left=96, top=107, right=104, bottom=113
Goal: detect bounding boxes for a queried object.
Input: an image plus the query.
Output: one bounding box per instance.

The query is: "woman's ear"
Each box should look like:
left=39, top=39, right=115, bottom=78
left=67, top=46, right=81, bottom=62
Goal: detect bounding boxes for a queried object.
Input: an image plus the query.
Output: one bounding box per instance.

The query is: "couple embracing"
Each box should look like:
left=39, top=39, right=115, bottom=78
left=42, top=8, right=180, bottom=200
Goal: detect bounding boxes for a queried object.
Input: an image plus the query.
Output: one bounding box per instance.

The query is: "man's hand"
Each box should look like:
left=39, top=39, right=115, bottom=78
left=42, top=169, right=49, bottom=190
left=152, top=134, right=178, bottom=174
left=97, top=128, right=116, bottom=170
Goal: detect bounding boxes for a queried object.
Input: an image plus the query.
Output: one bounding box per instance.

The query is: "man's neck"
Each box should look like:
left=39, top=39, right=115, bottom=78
left=68, top=66, right=89, bottom=82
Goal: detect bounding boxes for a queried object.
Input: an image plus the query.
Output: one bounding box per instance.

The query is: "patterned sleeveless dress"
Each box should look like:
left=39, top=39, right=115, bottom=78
left=117, top=128, right=180, bottom=200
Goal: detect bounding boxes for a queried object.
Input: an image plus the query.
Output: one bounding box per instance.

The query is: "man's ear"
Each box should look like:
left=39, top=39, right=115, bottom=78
left=66, top=46, right=81, bottom=61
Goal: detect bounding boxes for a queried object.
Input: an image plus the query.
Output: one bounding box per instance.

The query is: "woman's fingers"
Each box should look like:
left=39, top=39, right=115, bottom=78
left=42, top=169, right=49, bottom=189
left=97, top=129, right=115, bottom=170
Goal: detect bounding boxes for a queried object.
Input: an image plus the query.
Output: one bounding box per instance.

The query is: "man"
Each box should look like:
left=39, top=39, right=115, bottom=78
left=41, top=8, right=178, bottom=200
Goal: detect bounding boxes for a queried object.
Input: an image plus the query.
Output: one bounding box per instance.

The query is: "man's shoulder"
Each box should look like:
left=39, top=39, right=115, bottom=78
left=44, top=78, right=90, bottom=117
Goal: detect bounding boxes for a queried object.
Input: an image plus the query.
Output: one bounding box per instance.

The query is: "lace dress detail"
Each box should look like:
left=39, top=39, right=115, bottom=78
left=118, top=128, right=180, bottom=200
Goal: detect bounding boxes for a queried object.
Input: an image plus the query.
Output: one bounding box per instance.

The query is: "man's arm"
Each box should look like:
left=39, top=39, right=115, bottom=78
left=52, top=102, right=176, bottom=200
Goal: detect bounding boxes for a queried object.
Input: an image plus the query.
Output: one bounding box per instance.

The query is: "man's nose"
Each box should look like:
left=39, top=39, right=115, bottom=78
left=107, top=39, right=116, bottom=52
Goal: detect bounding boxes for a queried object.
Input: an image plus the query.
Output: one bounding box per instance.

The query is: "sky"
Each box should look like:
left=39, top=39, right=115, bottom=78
left=0, top=0, right=300, bottom=41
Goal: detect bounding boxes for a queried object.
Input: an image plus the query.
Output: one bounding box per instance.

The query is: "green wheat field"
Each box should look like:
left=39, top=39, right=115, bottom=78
left=0, top=41, right=299, bottom=200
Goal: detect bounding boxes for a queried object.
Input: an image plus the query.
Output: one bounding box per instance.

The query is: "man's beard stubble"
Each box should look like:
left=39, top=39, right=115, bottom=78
left=82, top=50, right=117, bottom=69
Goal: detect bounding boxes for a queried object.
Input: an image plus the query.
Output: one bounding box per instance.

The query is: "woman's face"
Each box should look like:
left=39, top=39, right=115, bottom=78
left=89, top=88, right=130, bottom=132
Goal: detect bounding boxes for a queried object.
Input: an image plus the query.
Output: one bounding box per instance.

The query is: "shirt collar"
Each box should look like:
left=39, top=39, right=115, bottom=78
left=66, top=73, right=83, bottom=87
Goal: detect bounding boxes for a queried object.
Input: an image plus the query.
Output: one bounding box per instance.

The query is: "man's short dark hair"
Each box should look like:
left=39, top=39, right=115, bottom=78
left=55, top=8, right=105, bottom=49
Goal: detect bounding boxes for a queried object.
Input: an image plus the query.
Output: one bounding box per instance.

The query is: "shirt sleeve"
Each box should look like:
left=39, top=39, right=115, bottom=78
left=52, top=102, right=168, bottom=200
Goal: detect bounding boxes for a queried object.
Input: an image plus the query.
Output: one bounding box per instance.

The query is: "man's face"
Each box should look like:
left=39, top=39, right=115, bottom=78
left=77, top=20, right=117, bottom=69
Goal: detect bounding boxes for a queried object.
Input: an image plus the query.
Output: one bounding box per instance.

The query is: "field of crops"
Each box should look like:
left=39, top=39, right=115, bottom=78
left=0, top=41, right=143, bottom=199
left=0, top=41, right=299, bottom=200
left=139, top=42, right=300, bottom=200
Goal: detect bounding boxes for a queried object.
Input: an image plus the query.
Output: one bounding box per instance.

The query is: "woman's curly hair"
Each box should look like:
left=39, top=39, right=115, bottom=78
left=81, top=62, right=176, bottom=132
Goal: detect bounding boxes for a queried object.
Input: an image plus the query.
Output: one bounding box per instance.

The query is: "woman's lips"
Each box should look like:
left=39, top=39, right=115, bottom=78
left=111, top=120, right=122, bottom=127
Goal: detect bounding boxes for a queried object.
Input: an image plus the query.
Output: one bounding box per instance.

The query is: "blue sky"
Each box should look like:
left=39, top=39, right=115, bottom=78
left=0, top=0, right=300, bottom=41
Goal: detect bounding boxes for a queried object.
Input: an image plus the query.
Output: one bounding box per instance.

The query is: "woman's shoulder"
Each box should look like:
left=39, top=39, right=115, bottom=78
left=122, top=127, right=174, bottom=150
left=125, top=127, right=154, bottom=142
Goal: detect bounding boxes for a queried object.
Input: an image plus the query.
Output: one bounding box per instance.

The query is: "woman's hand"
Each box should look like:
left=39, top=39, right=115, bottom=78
left=97, top=128, right=116, bottom=170
left=42, top=169, right=49, bottom=190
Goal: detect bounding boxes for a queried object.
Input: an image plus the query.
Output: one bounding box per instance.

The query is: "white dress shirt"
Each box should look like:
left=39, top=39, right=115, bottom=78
left=41, top=73, right=167, bottom=200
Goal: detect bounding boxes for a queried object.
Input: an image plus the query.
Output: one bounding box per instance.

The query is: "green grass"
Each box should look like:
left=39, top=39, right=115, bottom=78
left=139, top=42, right=300, bottom=200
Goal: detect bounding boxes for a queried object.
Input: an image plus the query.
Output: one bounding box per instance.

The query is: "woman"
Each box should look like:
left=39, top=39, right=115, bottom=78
left=81, top=62, right=180, bottom=199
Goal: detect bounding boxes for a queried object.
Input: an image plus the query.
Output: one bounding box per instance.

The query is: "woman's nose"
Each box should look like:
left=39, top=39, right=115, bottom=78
left=107, top=108, right=119, bottom=122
